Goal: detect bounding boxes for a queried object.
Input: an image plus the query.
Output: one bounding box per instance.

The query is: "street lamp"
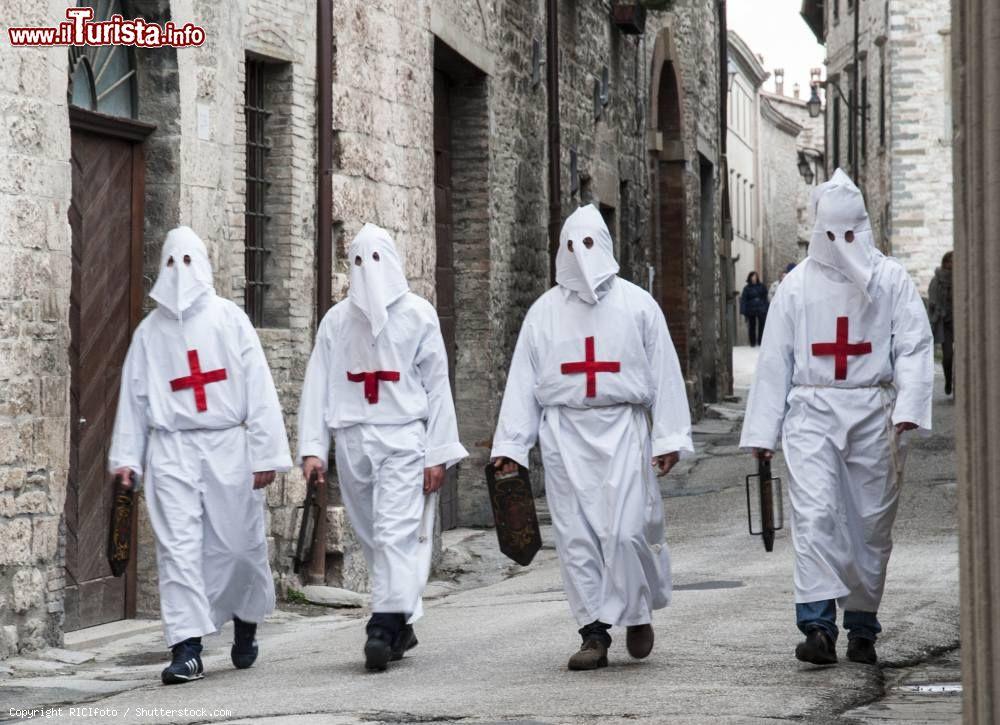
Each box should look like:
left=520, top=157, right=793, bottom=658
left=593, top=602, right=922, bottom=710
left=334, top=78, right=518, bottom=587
left=797, top=153, right=815, bottom=185
left=807, top=83, right=823, bottom=118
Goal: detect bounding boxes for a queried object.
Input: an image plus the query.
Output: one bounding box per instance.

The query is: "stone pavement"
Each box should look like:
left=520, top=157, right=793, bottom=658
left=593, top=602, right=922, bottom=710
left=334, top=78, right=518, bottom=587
left=0, top=351, right=960, bottom=724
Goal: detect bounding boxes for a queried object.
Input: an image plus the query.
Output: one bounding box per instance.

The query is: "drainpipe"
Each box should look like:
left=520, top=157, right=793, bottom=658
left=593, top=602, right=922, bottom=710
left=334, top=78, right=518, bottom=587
left=310, top=0, right=333, bottom=586
left=546, top=0, right=561, bottom=284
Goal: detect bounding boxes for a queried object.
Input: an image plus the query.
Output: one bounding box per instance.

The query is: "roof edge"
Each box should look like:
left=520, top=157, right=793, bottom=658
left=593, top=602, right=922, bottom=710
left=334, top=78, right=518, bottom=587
left=800, top=0, right=825, bottom=44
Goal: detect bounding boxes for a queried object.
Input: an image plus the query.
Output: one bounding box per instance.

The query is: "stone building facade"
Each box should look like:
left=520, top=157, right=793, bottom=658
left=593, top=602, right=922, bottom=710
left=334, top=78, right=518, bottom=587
left=0, top=0, right=726, bottom=657
left=726, top=31, right=767, bottom=344
left=759, top=95, right=803, bottom=287
left=802, top=0, right=953, bottom=293
left=760, top=85, right=826, bottom=285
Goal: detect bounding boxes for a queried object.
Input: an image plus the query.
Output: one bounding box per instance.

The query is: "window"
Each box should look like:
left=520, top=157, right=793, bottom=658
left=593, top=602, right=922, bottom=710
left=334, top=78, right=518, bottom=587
left=833, top=96, right=842, bottom=170
left=67, top=0, right=136, bottom=118
left=833, top=0, right=840, bottom=23
left=879, top=50, right=887, bottom=148
left=244, top=58, right=270, bottom=327
left=735, top=173, right=742, bottom=237
left=861, top=62, right=869, bottom=164
left=942, top=31, right=953, bottom=143
left=241, top=55, right=294, bottom=328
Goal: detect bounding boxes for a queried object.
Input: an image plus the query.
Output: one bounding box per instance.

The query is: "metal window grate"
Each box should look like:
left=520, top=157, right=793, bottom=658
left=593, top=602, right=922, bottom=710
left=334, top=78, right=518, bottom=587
left=245, top=59, right=272, bottom=327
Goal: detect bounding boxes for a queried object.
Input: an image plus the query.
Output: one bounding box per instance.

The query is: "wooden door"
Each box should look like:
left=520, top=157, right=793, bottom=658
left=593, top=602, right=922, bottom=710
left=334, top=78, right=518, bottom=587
left=64, top=109, right=151, bottom=631
left=654, top=62, right=689, bottom=376
left=433, top=70, right=459, bottom=531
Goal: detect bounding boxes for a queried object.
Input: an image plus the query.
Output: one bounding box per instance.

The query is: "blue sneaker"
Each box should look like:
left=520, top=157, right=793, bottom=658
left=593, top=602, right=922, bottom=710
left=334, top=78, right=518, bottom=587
left=161, top=639, right=204, bottom=685
left=231, top=617, right=259, bottom=669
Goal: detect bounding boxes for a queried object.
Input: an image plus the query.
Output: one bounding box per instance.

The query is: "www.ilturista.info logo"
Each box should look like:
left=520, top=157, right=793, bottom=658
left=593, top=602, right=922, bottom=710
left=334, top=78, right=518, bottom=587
left=7, top=7, right=205, bottom=48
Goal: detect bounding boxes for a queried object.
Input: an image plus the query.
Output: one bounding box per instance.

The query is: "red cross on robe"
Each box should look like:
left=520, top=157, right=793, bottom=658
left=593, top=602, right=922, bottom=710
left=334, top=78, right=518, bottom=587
left=811, top=316, right=873, bottom=380
left=169, top=350, right=228, bottom=412
left=347, top=370, right=401, bottom=404
left=560, top=336, right=621, bottom=398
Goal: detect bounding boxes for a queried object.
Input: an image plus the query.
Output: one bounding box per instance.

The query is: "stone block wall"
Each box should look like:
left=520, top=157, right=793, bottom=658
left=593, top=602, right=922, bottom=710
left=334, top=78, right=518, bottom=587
left=887, top=0, right=953, bottom=293
left=760, top=100, right=803, bottom=286
left=0, top=0, right=73, bottom=658
left=821, top=0, right=953, bottom=292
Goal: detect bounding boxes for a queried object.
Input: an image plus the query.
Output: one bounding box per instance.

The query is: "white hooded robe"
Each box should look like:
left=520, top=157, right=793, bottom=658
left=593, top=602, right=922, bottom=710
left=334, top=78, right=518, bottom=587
left=491, top=205, right=693, bottom=627
left=298, top=223, right=468, bottom=621
left=108, top=227, right=292, bottom=647
left=740, top=170, right=933, bottom=611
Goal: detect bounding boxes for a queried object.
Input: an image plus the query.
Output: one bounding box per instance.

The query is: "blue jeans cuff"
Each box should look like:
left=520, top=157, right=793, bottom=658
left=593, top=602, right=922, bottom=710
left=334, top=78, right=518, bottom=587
left=796, top=600, right=839, bottom=641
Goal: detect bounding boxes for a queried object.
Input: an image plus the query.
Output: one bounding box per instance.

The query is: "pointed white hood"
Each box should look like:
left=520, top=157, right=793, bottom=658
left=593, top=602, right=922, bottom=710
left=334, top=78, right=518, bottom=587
left=556, top=204, right=620, bottom=304
left=348, top=223, right=410, bottom=338
left=149, top=226, right=214, bottom=318
left=808, top=168, right=877, bottom=301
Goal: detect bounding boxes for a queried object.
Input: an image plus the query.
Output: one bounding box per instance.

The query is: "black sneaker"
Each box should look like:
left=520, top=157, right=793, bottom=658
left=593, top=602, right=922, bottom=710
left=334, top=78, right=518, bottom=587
left=390, top=625, right=418, bottom=661
left=795, top=628, right=838, bottom=665
left=231, top=617, right=259, bottom=669
left=846, top=637, right=878, bottom=665
left=161, top=639, right=204, bottom=685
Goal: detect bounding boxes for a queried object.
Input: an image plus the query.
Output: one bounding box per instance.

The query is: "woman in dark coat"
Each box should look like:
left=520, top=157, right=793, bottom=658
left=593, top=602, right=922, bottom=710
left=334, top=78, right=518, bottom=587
left=740, top=271, right=769, bottom=347
left=928, top=251, right=954, bottom=395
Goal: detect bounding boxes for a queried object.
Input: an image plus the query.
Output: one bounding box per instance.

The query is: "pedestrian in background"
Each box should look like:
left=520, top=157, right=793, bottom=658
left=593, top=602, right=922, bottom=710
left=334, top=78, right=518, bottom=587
left=769, top=263, right=796, bottom=301
left=741, top=271, right=769, bottom=346
left=927, top=251, right=954, bottom=396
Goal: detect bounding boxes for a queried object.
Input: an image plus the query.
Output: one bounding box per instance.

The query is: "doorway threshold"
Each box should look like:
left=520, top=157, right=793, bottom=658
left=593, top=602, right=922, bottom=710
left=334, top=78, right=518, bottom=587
left=63, top=619, right=160, bottom=652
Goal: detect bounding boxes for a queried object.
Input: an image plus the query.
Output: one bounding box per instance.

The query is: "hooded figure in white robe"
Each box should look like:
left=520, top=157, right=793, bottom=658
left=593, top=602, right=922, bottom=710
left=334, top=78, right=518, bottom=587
left=491, top=205, right=693, bottom=670
left=109, top=226, right=292, bottom=683
left=298, top=223, right=467, bottom=671
left=740, top=170, right=933, bottom=665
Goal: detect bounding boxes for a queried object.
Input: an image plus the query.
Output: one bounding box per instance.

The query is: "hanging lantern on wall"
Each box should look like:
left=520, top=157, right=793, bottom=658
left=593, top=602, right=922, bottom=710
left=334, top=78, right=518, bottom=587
left=611, top=2, right=647, bottom=35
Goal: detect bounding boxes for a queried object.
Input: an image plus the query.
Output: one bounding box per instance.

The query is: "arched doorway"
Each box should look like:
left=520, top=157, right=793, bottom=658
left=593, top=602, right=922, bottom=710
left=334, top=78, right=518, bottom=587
left=64, top=0, right=155, bottom=631
left=649, top=31, right=689, bottom=377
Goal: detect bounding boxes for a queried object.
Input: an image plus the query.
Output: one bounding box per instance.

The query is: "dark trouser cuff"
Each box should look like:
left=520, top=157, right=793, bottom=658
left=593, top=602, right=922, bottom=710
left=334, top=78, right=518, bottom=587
left=367, top=612, right=406, bottom=640
left=578, top=620, right=612, bottom=647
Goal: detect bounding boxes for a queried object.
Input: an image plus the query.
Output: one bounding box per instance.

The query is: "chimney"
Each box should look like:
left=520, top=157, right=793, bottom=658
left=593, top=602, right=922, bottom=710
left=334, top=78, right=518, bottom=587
left=810, top=67, right=823, bottom=85
left=793, top=82, right=801, bottom=99
left=774, top=68, right=785, bottom=96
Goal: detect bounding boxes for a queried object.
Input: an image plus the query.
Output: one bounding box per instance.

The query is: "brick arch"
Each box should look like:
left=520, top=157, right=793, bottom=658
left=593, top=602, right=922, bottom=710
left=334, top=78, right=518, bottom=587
left=648, top=27, right=690, bottom=376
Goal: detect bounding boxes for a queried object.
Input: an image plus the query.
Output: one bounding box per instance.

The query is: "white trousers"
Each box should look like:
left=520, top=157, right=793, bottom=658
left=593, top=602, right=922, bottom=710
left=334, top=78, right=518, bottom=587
left=144, top=427, right=275, bottom=647
left=334, top=421, right=435, bottom=622
left=540, top=405, right=671, bottom=628
left=783, top=387, right=904, bottom=611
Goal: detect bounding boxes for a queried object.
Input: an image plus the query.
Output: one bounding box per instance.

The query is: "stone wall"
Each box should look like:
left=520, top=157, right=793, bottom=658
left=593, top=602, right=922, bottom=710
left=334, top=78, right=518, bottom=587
left=887, top=0, right=953, bottom=293
left=0, top=0, right=74, bottom=658
left=766, top=92, right=826, bottom=254
left=761, top=91, right=827, bottom=282
left=646, top=4, right=729, bottom=406
left=759, top=98, right=803, bottom=287
left=821, top=0, right=952, bottom=292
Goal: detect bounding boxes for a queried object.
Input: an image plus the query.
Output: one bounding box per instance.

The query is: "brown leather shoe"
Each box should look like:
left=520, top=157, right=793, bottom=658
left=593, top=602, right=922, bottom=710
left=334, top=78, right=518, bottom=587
left=568, top=638, right=608, bottom=670
left=626, top=624, right=654, bottom=659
